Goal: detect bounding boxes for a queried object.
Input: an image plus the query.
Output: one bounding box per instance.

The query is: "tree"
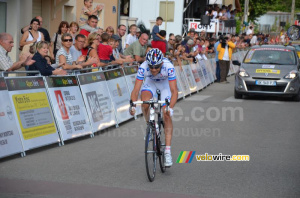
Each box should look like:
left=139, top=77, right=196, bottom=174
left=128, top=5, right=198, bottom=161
left=240, top=0, right=300, bottom=22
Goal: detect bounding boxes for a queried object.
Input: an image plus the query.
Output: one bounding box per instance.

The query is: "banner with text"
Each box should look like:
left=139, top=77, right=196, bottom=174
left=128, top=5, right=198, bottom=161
left=0, top=77, right=24, bottom=158
left=45, top=76, right=92, bottom=141
left=5, top=77, right=59, bottom=151
left=104, top=69, right=132, bottom=124
left=77, top=71, right=117, bottom=132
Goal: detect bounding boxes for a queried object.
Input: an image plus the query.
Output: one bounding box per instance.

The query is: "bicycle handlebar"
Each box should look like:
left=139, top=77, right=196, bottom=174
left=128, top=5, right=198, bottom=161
left=130, top=99, right=170, bottom=111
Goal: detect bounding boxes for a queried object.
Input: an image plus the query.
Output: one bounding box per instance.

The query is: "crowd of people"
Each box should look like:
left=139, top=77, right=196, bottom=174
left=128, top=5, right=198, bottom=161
left=0, top=0, right=292, bottom=81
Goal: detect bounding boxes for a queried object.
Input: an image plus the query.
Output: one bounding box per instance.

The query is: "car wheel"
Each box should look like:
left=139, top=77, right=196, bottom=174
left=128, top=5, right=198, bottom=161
left=234, top=89, right=243, bottom=99
left=293, top=90, right=300, bottom=102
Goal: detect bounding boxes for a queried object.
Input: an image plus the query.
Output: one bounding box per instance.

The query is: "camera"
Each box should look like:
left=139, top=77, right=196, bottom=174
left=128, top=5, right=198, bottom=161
left=220, top=36, right=228, bottom=48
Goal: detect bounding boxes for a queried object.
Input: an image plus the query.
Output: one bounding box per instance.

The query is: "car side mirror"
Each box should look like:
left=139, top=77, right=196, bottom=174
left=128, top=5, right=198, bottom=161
left=232, top=60, right=241, bottom=66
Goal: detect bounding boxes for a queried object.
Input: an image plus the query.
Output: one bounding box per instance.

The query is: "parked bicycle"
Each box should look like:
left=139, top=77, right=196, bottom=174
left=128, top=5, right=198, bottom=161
left=130, top=89, right=169, bottom=182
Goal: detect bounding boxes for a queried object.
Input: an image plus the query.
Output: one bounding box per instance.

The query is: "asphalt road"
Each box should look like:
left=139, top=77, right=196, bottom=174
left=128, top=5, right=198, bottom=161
left=0, top=76, right=300, bottom=198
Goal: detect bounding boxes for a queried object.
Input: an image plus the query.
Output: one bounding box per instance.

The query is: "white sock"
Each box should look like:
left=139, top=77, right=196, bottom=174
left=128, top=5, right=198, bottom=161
left=165, top=146, right=171, bottom=154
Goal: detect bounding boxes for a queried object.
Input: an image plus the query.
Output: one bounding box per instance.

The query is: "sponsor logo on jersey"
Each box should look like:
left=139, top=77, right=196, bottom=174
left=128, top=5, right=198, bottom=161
left=138, top=68, right=145, bottom=76
left=168, top=68, right=175, bottom=76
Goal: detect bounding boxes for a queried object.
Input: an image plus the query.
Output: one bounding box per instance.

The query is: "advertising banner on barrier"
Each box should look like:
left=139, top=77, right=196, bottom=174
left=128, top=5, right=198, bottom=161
left=0, top=77, right=24, bottom=158
left=183, top=65, right=198, bottom=93
left=123, top=66, right=143, bottom=115
left=203, top=60, right=214, bottom=84
left=104, top=69, right=132, bottom=124
left=5, top=77, right=59, bottom=151
left=208, top=59, right=217, bottom=80
left=190, top=63, right=204, bottom=91
left=77, top=72, right=117, bottom=133
left=45, top=76, right=92, bottom=141
left=175, top=66, right=191, bottom=97
left=197, top=61, right=208, bottom=87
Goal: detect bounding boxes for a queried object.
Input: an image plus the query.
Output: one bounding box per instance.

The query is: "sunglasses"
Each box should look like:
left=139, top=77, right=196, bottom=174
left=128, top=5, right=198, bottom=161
left=149, top=65, right=161, bottom=69
left=170, top=39, right=175, bottom=41
left=63, top=39, right=73, bottom=42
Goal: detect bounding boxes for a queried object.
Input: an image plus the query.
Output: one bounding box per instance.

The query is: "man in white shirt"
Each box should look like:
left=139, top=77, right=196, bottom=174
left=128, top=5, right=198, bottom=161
left=0, top=33, right=35, bottom=71
left=246, top=26, right=253, bottom=35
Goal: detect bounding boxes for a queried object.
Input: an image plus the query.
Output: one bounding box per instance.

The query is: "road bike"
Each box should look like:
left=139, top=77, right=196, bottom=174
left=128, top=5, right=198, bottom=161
left=130, top=89, right=169, bottom=182
left=287, top=25, right=300, bottom=41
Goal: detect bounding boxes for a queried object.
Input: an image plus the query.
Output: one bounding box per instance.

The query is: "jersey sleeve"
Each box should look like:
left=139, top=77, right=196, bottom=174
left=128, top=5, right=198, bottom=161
left=167, top=64, right=176, bottom=81
left=136, top=63, right=146, bottom=81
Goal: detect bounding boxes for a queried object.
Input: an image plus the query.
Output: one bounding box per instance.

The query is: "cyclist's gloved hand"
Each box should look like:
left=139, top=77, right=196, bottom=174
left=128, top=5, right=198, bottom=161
left=129, top=106, right=136, bottom=116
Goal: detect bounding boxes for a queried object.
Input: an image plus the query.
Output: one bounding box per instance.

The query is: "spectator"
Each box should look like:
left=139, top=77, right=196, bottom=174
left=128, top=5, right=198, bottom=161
left=28, top=41, right=66, bottom=76
left=167, top=34, right=176, bottom=52
left=86, top=32, right=107, bottom=67
left=280, top=33, right=286, bottom=44
left=175, top=35, right=182, bottom=45
left=214, top=37, right=220, bottom=82
left=51, top=21, right=69, bottom=58
left=69, top=34, right=98, bottom=67
left=124, top=33, right=148, bottom=63
left=125, top=24, right=138, bottom=49
left=105, top=26, right=114, bottom=38
left=111, top=39, right=133, bottom=63
left=217, top=36, right=235, bottom=83
left=151, top=30, right=167, bottom=55
left=136, top=28, right=141, bottom=39
left=219, top=8, right=228, bottom=20
left=78, top=0, right=103, bottom=28
left=98, top=32, right=113, bottom=63
left=20, top=18, right=44, bottom=52
left=69, top=22, right=79, bottom=44
left=21, top=16, right=50, bottom=42
left=56, top=33, right=83, bottom=70
left=207, top=38, right=216, bottom=54
left=250, top=34, right=258, bottom=46
left=246, top=26, right=253, bottom=35
left=152, top=17, right=164, bottom=42
left=0, top=33, right=35, bottom=71
left=112, top=24, right=126, bottom=54
left=79, top=15, right=99, bottom=55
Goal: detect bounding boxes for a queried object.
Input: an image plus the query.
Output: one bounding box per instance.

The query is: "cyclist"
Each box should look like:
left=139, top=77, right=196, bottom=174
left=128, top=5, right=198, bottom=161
left=130, top=48, right=178, bottom=167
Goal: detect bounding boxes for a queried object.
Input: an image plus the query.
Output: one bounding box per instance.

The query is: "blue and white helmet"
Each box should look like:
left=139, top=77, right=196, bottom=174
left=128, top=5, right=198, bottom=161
left=146, top=48, right=164, bottom=66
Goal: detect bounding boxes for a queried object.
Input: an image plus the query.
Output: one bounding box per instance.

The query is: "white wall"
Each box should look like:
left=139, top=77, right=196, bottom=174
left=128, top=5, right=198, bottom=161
left=6, top=0, right=32, bottom=62
left=129, top=0, right=184, bottom=38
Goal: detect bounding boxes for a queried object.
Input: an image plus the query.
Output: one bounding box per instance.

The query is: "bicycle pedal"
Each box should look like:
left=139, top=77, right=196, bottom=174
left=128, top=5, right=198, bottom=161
left=161, top=144, right=166, bottom=146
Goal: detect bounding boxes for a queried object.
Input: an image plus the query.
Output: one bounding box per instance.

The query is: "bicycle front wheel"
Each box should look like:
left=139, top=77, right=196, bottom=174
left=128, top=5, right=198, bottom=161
left=145, top=125, right=157, bottom=182
left=158, top=121, right=166, bottom=173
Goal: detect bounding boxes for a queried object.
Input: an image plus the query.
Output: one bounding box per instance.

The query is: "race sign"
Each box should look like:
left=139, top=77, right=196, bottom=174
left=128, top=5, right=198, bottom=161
left=77, top=71, right=117, bottom=132
left=6, top=77, right=59, bottom=151
left=45, top=76, right=92, bottom=141
left=104, top=68, right=132, bottom=124
left=189, top=19, right=218, bottom=33
left=0, top=77, right=24, bottom=158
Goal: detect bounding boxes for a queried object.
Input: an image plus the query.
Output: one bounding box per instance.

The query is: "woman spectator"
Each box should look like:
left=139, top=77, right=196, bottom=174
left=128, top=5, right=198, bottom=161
left=28, top=41, right=66, bottom=76
left=105, top=26, right=115, bottom=38
left=86, top=32, right=107, bottom=67
left=20, top=18, right=44, bottom=52
left=56, top=33, right=83, bottom=70
left=69, top=22, right=79, bottom=44
left=51, top=21, right=69, bottom=58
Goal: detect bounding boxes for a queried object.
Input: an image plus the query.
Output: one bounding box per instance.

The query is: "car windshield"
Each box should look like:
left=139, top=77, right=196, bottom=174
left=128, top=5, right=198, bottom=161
left=244, top=48, right=296, bottom=65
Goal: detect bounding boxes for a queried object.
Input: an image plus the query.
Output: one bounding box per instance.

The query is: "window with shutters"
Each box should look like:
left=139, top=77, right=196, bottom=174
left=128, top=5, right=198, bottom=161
left=159, top=1, right=175, bottom=22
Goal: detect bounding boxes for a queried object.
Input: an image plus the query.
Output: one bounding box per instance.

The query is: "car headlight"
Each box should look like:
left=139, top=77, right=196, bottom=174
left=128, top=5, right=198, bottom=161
left=284, top=70, right=298, bottom=79
left=239, top=68, right=250, bottom=77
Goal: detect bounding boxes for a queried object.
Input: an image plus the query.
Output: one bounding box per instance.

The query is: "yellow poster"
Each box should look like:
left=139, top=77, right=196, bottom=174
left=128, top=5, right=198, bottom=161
left=256, top=69, right=280, bottom=74
left=12, top=92, right=56, bottom=140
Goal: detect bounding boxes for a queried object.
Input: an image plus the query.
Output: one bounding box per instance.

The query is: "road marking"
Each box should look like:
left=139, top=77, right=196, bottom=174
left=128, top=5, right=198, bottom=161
left=263, top=101, right=284, bottom=104
left=185, top=95, right=211, bottom=101
left=223, top=96, right=244, bottom=102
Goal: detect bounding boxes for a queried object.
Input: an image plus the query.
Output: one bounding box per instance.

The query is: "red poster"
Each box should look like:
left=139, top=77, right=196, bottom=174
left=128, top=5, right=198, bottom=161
left=54, top=90, right=69, bottom=120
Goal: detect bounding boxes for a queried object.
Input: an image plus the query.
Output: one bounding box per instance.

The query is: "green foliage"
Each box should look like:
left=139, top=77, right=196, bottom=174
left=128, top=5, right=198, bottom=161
left=240, top=0, right=300, bottom=22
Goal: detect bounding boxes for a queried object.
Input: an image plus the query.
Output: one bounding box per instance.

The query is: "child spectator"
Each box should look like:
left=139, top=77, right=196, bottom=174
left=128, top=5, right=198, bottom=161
left=152, top=17, right=164, bottom=42
left=105, top=26, right=114, bottom=38
left=98, top=32, right=112, bottom=63
left=151, top=30, right=167, bottom=55
left=79, top=0, right=103, bottom=28
left=125, top=24, right=138, bottom=49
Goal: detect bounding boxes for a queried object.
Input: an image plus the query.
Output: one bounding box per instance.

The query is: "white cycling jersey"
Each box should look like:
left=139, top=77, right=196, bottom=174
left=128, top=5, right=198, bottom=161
left=137, top=58, right=176, bottom=100
left=136, top=58, right=176, bottom=82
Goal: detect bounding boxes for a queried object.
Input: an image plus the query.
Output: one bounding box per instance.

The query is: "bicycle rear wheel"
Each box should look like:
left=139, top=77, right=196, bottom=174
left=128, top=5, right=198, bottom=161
left=158, top=121, right=166, bottom=173
left=145, top=125, right=156, bottom=182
